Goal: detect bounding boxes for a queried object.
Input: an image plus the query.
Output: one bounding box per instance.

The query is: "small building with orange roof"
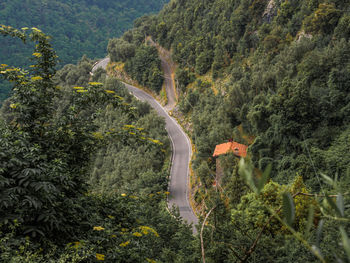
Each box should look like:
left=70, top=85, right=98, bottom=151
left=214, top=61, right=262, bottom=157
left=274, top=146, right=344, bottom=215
left=212, top=140, right=248, bottom=186
left=213, top=140, right=248, bottom=158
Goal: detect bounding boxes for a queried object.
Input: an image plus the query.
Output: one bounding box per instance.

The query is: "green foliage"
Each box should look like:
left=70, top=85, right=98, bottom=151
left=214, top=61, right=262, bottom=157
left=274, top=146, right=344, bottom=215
left=0, top=25, right=196, bottom=262
left=334, top=14, right=350, bottom=40
left=0, top=26, right=136, bottom=240
left=124, top=45, right=163, bottom=93
left=0, top=0, right=168, bottom=67
left=175, top=67, right=195, bottom=92
left=89, top=105, right=169, bottom=194
left=235, top=159, right=350, bottom=262
left=0, top=0, right=168, bottom=102
left=0, top=193, right=198, bottom=262
left=2, top=0, right=350, bottom=260
left=106, top=21, right=166, bottom=94
left=283, top=192, right=295, bottom=227
left=303, top=3, right=341, bottom=35
left=121, top=0, right=350, bottom=261
left=108, top=38, right=136, bottom=62
left=195, top=50, right=213, bottom=75
left=55, top=55, right=93, bottom=86
left=178, top=87, right=199, bottom=113
left=231, top=175, right=318, bottom=234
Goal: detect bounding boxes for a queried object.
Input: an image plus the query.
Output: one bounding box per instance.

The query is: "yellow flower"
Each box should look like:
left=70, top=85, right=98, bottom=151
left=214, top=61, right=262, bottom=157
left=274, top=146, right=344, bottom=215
left=92, top=132, right=103, bottom=139
left=96, top=253, right=105, bottom=261
left=119, top=241, right=130, bottom=247
left=32, top=52, right=42, bottom=57
left=73, top=86, right=85, bottom=89
left=124, top=124, right=135, bottom=129
left=139, top=226, right=159, bottom=237
left=72, top=241, right=81, bottom=248
left=31, top=76, right=43, bottom=81
left=93, top=226, right=105, bottom=231
left=10, top=104, right=17, bottom=109
left=111, top=234, right=117, bottom=238
left=31, top=27, right=42, bottom=32
left=121, top=193, right=126, bottom=197
left=104, top=89, right=115, bottom=94
left=107, top=215, right=115, bottom=219
left=148, top=138, right=163, bottom=145
left=129, top=132, right=136, bottom=135
left=0, top=64, right=8, bottom=67
left=21, top=27, right=29, bottom=30
left=133, top=232, right=142, bottom=237
left=76, top=89, right=88, bottom=93
left=89, top=82, right=103, bottom=86
left=114, top=95, right=124, bottom=100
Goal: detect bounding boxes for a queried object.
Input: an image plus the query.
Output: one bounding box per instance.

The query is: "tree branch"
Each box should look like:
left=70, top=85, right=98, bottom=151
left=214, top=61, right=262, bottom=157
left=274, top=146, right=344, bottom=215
left=201, top=205, right=216, bottom=263
left=240, top=192, right=301, bottom=262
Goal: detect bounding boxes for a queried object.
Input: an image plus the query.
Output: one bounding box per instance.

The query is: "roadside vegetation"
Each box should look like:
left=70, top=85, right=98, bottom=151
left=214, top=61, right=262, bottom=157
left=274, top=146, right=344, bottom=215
left=107, top=28, right=164, bottom=93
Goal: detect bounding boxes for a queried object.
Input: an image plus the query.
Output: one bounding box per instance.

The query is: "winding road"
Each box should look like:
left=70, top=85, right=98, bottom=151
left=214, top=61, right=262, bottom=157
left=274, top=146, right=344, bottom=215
left=92, top=57, right=198, bottom=232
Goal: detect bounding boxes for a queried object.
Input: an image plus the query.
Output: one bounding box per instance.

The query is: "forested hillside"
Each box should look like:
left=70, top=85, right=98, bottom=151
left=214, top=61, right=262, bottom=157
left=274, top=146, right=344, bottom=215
left=0, top=0, right=168, bottom=102
left=107, top=0, right=350, bottom=261
left=0, top=26, right=196, bottom=262
left=1, top=0, right=350, bottom=261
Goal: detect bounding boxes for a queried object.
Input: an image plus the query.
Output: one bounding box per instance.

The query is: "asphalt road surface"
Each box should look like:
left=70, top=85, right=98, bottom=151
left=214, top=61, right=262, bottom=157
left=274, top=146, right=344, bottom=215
left=93, top=58, right=198, bottom=232
left=92, top=57, right=110, bottom=72
left=160, top=56, right=176, bottom=111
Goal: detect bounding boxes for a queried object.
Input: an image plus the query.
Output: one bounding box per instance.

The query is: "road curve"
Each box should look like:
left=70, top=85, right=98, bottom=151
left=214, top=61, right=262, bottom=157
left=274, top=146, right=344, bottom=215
left=92, top=58, right=198, bottom=232
left=92, top=57, right=110, bottom=72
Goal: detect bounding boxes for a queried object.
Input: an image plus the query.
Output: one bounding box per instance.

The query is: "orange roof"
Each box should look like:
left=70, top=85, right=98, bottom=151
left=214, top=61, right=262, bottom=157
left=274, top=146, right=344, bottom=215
left=213, top=141, right=248, bottom=158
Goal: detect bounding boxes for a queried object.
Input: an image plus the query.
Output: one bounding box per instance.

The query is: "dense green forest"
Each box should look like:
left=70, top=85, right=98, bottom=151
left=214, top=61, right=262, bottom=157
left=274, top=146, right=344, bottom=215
left=0, top=26, right=197, bottom=262
left=107, top=0, right=350, bottom=261
left=2, top=0, right=350, bottom=261
left=0, top=0, right=168, bottom=102
left=107, top=27, right=164, bottom=93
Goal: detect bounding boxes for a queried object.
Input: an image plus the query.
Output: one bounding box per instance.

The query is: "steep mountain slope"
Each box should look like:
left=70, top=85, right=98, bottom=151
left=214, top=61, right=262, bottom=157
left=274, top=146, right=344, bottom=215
left=107, top=0, right=350, bottom=261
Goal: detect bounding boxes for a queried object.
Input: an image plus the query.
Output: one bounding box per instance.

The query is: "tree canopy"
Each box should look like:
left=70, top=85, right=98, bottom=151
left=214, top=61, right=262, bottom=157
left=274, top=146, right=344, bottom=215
left=0, top=0, right=168, bottom=102
left=117, top=0, right=350, bottom=261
